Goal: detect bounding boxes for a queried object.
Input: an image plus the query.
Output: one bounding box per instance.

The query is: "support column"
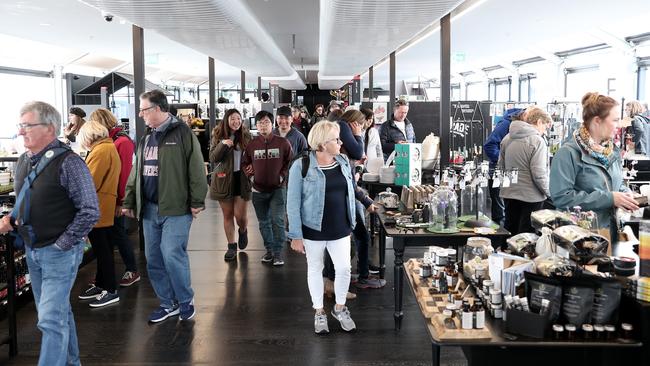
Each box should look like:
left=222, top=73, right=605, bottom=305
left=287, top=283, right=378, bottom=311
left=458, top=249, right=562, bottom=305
left=209, top=57, right=216, bottom=138
left=240, top=70, right=246, bottom=102
left=369, top=66, right=374, bottom=100
left=132, top=25, right=145, bottom=143
left=389, top=52, right=396, bottom=118
left=439, top=14, right=451, bottom=169
left=257, top=76, right=262, bottom=101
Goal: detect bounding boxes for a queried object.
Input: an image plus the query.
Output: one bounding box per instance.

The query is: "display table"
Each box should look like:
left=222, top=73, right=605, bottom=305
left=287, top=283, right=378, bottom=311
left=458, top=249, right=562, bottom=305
left=403, top=259, right=645, bottom=366
left=373, top=207, right=510, bottom=330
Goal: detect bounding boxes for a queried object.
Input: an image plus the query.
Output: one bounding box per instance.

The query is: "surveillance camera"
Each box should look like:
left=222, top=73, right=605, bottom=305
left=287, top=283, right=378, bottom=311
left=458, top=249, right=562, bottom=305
left=101, top=11, right=114, bottom=22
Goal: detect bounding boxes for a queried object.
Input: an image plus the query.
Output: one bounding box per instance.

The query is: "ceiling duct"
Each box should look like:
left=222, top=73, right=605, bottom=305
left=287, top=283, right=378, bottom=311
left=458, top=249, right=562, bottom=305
left=80, top=0, right=305, bottom=89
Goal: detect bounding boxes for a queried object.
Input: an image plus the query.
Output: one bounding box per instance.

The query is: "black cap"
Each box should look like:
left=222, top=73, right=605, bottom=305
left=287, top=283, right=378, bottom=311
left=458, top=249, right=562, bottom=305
left=276, top=106, right=292, bottom=117
left=69, top=107, right=86, bottom=118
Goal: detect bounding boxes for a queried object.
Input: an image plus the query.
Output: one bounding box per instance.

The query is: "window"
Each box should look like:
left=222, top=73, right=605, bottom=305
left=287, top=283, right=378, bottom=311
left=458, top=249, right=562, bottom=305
left=565, top=65, right=601, bottom=101
left=489, top=77, right=511, bottom=102
left=451, top=83, right=461, bottom=101
left=466, top=82, right=487, bottom=101
left=0, top=72, right=57, bottom=138
left=519, top=74, right=537, bottom=102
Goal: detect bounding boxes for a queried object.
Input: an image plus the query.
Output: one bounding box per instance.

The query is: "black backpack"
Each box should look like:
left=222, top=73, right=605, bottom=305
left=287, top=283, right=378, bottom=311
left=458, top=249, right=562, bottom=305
left=289, top=150, right=311, bottom=179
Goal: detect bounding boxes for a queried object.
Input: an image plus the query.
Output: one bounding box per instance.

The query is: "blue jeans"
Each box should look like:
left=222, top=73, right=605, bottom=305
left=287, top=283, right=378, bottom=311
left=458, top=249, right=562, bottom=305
left=252, top=187, right=286, bottom=255
left=142, top=202, right=194, bottom=308
left=26, top=243, right=84, bottom=366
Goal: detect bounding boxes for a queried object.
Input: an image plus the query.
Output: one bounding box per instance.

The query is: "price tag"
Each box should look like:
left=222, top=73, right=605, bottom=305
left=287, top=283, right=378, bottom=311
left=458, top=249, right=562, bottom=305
left=459, top=180, right=466, bottom=190
left=492, top=177, right=500, bottom=188
left=480, top=177, right=488, bottom=188
left=435, top=174, right=440, bottom=185
left=502, top=176, right=511, bottom=187
left=511, top=170, right=518, bottom=184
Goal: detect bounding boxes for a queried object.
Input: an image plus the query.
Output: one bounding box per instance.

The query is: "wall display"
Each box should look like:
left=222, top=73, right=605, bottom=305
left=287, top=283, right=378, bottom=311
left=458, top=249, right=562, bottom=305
left=373, top=103, right=387, bottom=124
left=450, top=101, right=491, bottom=164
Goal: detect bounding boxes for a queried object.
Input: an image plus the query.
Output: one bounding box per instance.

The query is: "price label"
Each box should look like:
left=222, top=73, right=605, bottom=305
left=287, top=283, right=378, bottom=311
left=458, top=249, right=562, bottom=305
left=502, top=176, right=511, bottom=187
left=492, top=177, right=500, bottom=188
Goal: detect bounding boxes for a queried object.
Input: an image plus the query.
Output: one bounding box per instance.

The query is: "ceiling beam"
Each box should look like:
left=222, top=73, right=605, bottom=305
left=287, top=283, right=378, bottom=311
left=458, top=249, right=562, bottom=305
left=589, top=28, right=634, bottom=55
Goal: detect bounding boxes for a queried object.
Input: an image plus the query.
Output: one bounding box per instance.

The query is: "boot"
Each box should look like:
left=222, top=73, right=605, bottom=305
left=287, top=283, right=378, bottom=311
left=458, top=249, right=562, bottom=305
left=224, top=243, right=237, bottom=261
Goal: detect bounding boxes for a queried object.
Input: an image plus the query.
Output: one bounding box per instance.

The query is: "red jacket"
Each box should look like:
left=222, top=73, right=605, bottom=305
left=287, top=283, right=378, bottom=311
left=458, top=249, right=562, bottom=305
left=242, top=134, right=292, bottom=193
left=109, top=127, right=135, bottom=206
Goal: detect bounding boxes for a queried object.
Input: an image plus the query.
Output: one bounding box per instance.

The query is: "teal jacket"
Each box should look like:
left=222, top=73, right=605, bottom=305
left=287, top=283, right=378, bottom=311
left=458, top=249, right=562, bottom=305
left=549, top=139, right=628, bottom=228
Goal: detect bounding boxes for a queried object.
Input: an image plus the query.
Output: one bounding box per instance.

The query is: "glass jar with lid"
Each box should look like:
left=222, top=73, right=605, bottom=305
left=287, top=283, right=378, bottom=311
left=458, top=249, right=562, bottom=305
left=430, top=186, right=458, bottom=232
left=378, top=187, right=399, bottom=209
left=463, top=237, right=493, bottom=277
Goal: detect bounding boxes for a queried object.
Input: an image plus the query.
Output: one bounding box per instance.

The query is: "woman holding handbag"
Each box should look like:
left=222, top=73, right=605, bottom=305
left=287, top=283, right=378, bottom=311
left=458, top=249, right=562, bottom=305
left=210, top=108, right=252, bottom=261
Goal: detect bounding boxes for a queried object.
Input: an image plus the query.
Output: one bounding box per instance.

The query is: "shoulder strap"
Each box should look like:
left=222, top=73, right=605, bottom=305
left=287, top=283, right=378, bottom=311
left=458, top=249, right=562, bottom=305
left=301, top=152, right=310, bottom=178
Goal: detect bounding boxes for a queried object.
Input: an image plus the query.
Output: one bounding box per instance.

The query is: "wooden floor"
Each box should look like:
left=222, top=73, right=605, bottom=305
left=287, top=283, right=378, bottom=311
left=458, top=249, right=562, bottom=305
left=0, top=199, right=467, bottom=365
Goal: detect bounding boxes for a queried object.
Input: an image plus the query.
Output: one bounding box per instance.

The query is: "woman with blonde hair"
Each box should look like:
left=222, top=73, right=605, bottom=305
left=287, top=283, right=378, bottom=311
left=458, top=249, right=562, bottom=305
left=551, top=92, right=638, bottom=239
left=626, top=100, right=650, bottom=155
left=89, top=108, right=140, bottom=286
left=76, top=120, right=122, bottom=307
left=288, top=121, right=359, bottom=334
left=498, top=107, right=552, bottom=234
left=210, top=108, right=252, bottom=261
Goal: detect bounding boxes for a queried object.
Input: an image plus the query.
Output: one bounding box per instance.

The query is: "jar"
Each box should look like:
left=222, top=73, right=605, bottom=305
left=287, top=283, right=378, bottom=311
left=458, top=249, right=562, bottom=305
left=604, top=325, right=616, bottom=340
left=582, top=324, right=594, bottom=340
left=552, top=324, right=564, bottom=340
left=378, top=187, right=399, bottom=209
left=463, top=237, right=493, bottom=277
left=443, top=309, right=453, bottom=318
left=431, top=186, right=458, bottom=231
left=594, top=325, right=605, bottom=340
left=493, top=303, right=503, bottom=319
left=475, top=264, right=487, bottom=279
left=482, top=280, right=494, bottom=295
left=621, top=323, right=633, bottom=340
left=565, top=324, right=577, bottom=340
left=419, top=263, right=432, bottom=278
left=435, top=252, right=449, bottom=266
left=446, top=248, right=457, bottom=263
left=490, top=289, right=502, bottom=305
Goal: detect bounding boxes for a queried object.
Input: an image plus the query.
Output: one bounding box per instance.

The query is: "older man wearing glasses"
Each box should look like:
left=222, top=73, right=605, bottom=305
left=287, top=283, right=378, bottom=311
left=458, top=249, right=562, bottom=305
left=0, top=101, right=99, bottom=366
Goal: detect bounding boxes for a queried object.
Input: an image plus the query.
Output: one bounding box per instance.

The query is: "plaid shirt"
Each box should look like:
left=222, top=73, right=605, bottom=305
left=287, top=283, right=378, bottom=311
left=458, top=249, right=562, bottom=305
left=27, top=139, right=99, bottom=250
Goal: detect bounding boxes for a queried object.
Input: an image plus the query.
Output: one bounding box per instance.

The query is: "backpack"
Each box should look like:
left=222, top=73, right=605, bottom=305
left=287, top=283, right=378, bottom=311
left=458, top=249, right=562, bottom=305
left=289, top=150, right=311, bottom=179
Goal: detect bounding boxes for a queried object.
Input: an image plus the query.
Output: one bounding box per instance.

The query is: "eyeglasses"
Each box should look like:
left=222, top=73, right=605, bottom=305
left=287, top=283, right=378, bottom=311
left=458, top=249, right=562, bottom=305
left=16, top=123, right=48, bottom=130
left=326, top=137, right=342, bottom=145
left=256, top=120, right=272, bottom=125
left=139, top=105, right=156, bottom=113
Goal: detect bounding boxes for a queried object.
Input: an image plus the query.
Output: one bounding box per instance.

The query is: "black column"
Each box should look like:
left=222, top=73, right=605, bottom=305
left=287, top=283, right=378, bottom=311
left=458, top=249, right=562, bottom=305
left=132, top=25, right=145, bottom=143
left=240, top=70, right=246, bottom=102
left=257, top=76, right=262, bottom=101
left=439, top=14, right=451, bottom=169
left=209, top=57, right=216, bottom=138
left=389, top=52, right=396, bottom=118
left=369, top=66, right=374, bottom=100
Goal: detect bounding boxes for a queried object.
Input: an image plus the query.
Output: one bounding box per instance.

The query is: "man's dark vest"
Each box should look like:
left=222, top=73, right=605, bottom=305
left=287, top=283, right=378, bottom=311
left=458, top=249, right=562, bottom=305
left=14, top=150, right=77, bottom=248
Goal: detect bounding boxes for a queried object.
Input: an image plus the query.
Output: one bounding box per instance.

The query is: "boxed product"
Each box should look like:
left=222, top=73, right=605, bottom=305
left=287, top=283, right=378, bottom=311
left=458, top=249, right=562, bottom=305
left=395, top=164, right=422, bottom=186
left=640, top=221, right=650, bottom=277
left=394, top=143, right=422, bottom=166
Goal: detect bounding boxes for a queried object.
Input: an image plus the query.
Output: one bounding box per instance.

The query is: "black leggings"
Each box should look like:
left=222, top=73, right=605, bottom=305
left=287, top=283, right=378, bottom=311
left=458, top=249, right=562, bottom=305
left=88, top=227, right=117, bottom=292
left=504, top=198, right=544, bottom=235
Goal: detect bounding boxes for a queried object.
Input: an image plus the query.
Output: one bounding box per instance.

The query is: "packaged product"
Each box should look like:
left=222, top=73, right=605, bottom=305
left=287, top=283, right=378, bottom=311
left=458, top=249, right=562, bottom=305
left=552, top=225, right=609, bottom=265
left=534, top=254, right=577, bottom=277
left=591, top=276, right=622, bottom=325
left=506, top=233, right=539, bottom=258
left=525, top=271, right=562, bottom=322
left=560, top=276, right=595, bottom=326
left=531, top=210, right=574, bottom=231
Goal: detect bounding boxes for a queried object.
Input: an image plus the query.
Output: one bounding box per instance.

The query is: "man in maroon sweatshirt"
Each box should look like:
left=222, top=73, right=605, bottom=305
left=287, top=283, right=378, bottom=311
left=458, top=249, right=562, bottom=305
left=242, top=110, right=292, bottom=266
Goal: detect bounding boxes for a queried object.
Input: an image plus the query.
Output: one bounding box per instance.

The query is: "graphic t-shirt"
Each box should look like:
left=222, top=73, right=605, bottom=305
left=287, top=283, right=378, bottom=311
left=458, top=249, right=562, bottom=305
left=143, top=131, right=161, bottom=203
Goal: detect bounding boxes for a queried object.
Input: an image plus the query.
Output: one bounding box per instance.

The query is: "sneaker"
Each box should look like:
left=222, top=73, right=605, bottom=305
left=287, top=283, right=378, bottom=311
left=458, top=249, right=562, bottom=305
left=368, top=264, right=381, bottom=275
left=119, top=271, right=141, bottom=287
left=148, top=305, right=180, bottom=323
left=331, top=306, right=356, bottom=332
left=261, top=251, right=274, bottom=263
left=314, top=312, right=329, bottom=334
left=224, top=243, right=237, bottom=262
left=238, top=229, right=248, bottom=250
left=89, top=291, right=120, bottom=308
left=355, top=278, right=387, bottom=289
left=180, top=299, right=196, bottom=321
left=272, top=254, right=284, bottom=266
left=78, top=284, right=103, bottom=300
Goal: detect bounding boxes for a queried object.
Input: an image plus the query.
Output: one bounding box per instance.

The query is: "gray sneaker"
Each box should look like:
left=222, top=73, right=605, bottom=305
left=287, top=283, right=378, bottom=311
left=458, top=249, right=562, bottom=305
left=331, top=306, right=356, bottom=332
left=314, top=312, right=329, bottom=334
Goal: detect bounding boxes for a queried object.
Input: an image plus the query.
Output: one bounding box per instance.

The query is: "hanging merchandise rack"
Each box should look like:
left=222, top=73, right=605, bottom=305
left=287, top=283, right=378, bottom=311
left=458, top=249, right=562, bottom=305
left=450, top=101, right=490, bottom=166
left=546, top=101, right=581, bottom=156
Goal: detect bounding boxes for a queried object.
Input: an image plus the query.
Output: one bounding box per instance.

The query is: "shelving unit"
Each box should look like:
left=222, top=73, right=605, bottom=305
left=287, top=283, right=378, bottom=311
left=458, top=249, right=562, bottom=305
left=0, top=233, right=18, bottom=357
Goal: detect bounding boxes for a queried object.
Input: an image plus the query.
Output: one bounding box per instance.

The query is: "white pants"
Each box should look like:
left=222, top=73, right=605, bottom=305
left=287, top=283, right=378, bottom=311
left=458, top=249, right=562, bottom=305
left=304, top=237, right=351, bottom=309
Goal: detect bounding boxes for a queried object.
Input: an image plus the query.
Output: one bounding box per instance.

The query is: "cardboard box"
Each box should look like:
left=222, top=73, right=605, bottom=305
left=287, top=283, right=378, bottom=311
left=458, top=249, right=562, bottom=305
left=640, top=221, right=650, bottom=277
left=394, top=143, right=422, bottom=166
left=395, top=163, right=422, bottom=187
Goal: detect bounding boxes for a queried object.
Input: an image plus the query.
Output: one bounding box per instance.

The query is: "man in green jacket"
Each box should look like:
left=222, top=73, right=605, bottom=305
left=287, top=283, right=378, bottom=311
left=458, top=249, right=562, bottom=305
left=123, top=89, right=208, bottom=323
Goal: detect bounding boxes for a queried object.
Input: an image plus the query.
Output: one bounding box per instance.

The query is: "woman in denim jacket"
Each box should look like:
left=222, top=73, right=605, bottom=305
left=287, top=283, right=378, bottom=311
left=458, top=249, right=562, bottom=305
left=287, top=121, right=358, bottom=334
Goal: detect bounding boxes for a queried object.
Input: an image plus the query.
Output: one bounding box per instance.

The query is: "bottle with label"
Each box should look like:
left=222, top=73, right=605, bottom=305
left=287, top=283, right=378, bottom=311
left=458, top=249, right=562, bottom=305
left=473, top=300, right=485, bottom=329
left=461, top=301, right=473, bottom=329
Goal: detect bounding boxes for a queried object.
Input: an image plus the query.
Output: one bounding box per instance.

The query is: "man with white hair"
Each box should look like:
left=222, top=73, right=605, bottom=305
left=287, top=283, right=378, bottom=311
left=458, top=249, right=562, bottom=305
left=0, top=101, right=100, bottom=366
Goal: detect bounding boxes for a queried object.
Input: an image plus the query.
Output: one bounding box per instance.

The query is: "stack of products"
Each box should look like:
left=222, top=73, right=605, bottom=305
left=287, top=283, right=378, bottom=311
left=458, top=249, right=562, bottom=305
left=625, top=277, right=650, bottom=302
left=394, top=143, right=422, bottom=186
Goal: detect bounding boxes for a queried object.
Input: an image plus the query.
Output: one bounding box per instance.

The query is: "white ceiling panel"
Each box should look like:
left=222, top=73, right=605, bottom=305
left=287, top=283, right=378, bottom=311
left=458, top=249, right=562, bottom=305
left=80, top=0, right=306, bottom=89
left=318, top=0, right=464, bottom=89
